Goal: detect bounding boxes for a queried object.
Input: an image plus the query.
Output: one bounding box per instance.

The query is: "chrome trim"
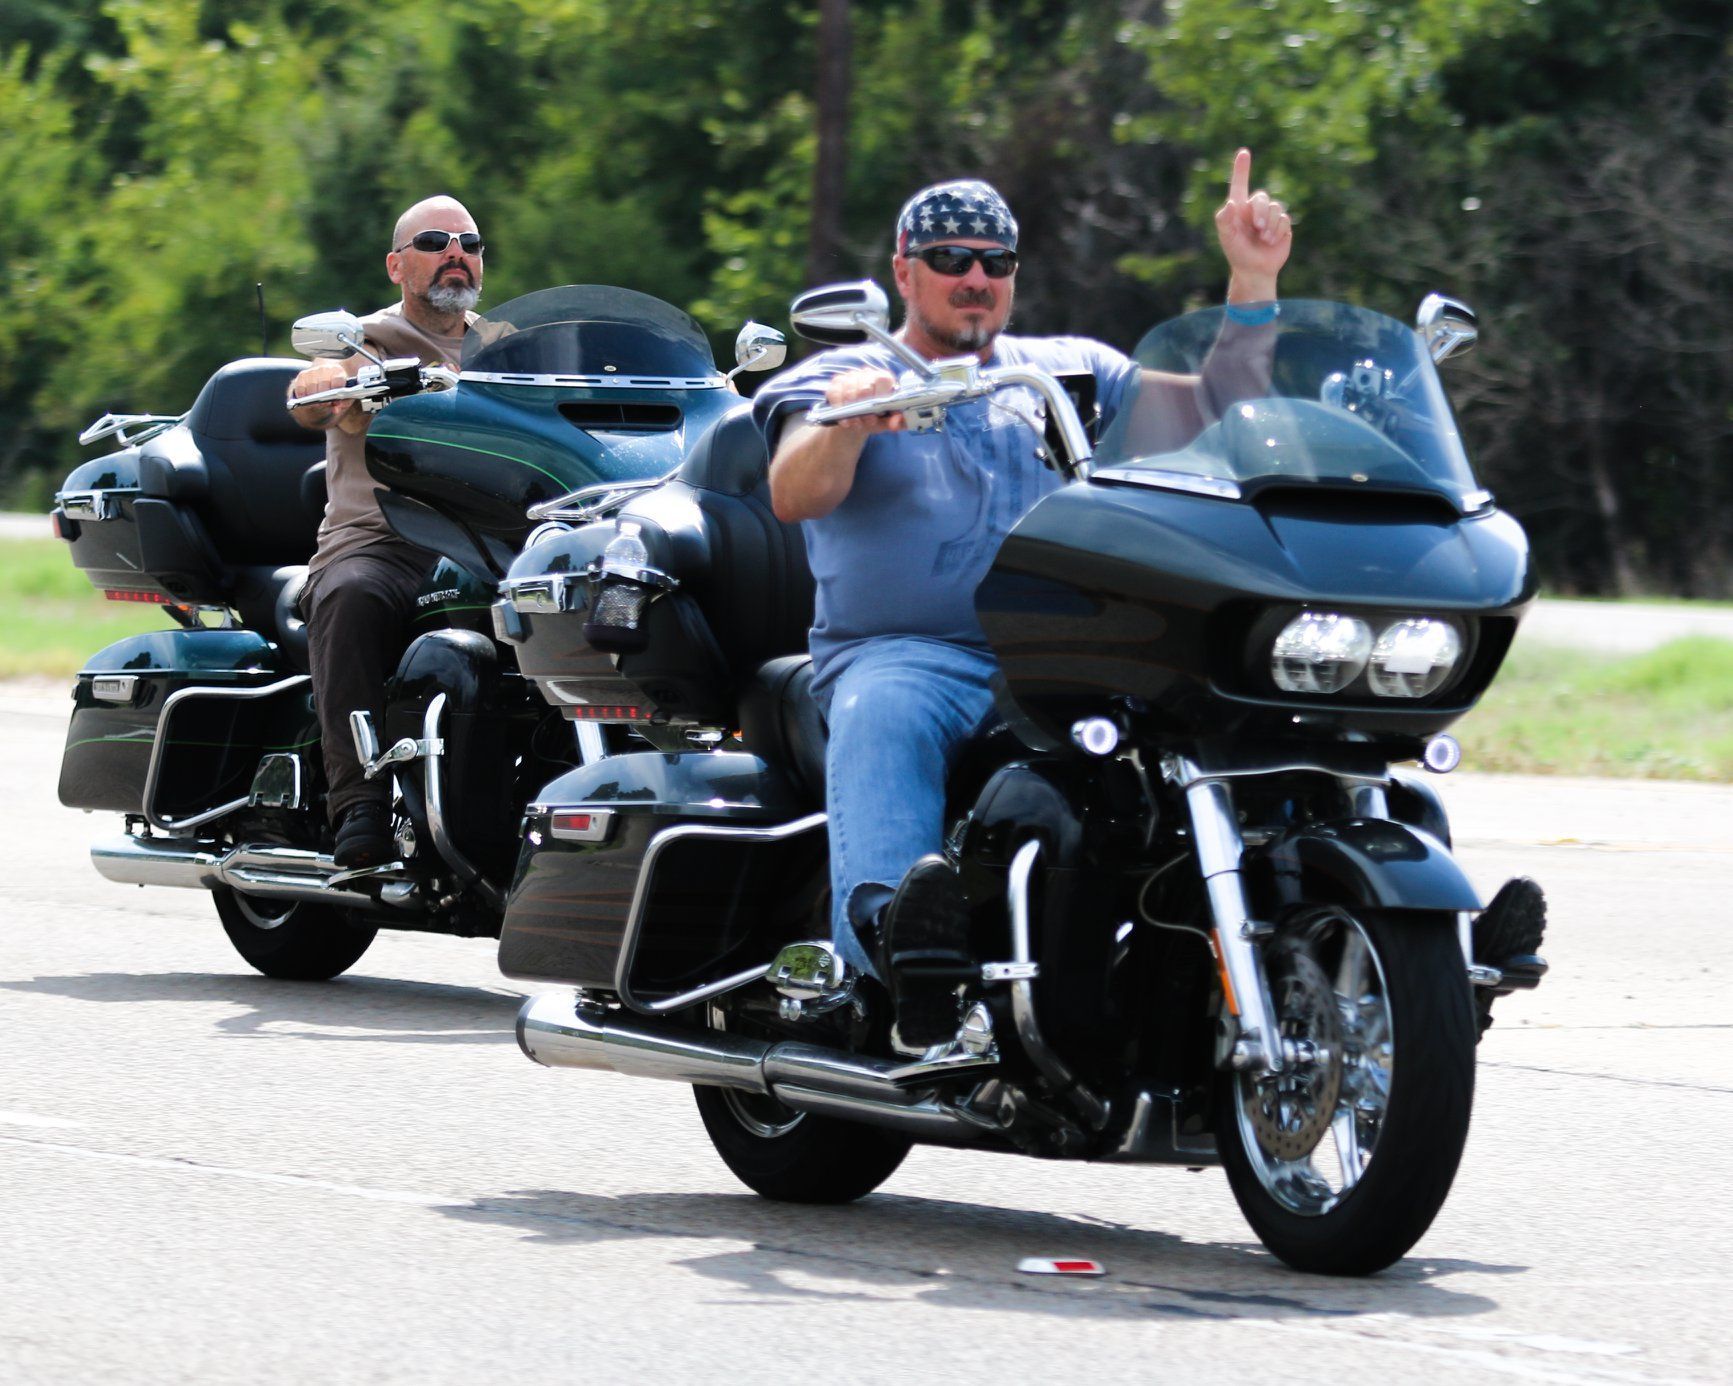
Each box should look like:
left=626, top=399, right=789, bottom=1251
left=1163, top=757, right=1282, bottom=1076
left=1099, top=1087, right=1220, bottom=1165
left=574, top=723, right=607, bottom=765
left=421, top=693, right=505, bottom=914
left=89, top=836, right=410, bottom=913
left=514, top=994, right=987, bottom=1142
left=76, top=414, right=182, bottom=448
left=461, top=370, right=725, bottom=390
left=1090, top=466, right=1243, bottom=501
left=58, top=488, right=136, bottom=522
left=1007, top=841, right=1109, bottom=1128
left=501, top=574, right=576, bottom=613
left=547, top=807, right=614, bottom=844
left=247, top=753, right=304, bottom=811
left=613, top=812, right=828, bottom=1015
left=525, top=477, right=663, bottom=524
left=91, top=675, right=138, bottom=704
left=141, top=675, right=311, bottom=832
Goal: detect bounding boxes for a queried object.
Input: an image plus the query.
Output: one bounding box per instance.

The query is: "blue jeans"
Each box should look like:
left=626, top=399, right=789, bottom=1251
left=815, top=638, right=999, bottom=976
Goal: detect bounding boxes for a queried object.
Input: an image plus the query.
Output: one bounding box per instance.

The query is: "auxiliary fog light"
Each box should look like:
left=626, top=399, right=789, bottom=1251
left=1368, top=618, right=1462, bottom=698
left=1270, top=612, right=1373, bottom=694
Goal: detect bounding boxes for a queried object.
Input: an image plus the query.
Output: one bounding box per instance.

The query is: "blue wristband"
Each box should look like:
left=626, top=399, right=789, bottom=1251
left=1225, top=301, right=1279, bottom=326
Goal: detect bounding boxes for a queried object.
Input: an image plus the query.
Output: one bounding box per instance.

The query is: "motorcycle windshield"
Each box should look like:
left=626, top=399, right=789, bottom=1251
left=461, top=285, right=720, bottom=382
left=1094, top=300, right=1483, bottom=508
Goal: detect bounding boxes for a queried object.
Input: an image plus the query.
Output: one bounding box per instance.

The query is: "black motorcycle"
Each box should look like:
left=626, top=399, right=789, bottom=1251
left=50, top=285, right=784, bottom=980
left=500, top=284, right=1547, bottom=1275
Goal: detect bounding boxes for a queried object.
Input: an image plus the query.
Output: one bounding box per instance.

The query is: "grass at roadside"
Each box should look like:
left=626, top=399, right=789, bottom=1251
left=1454, top=636, right=1733, bottom=781
left=3, top=532, right=1731, bottom=781
left=0, top=538, right=173, bottom=679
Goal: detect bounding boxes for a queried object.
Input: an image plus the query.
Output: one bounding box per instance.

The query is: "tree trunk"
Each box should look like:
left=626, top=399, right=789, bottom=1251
left=805, top=0, right=852, bottom=290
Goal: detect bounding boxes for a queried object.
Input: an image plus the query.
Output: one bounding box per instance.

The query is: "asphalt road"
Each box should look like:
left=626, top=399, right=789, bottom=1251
left=2, top=688, right=1731, bottom=1384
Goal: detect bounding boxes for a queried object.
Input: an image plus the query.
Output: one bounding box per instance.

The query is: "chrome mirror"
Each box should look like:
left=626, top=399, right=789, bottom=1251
left=790, top=280, right=932, bottom=376
left=1416, top=294, right=1478, bottom=363
left=790, top=280, right=892, bottom=345
left=291, top=310, right=380, bottom=364
left=727, top=322, right=787, bottom=382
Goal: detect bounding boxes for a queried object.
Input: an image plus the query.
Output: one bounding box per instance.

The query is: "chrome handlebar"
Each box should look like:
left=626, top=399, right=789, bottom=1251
left=806, top=362, right=1096, bottom=480
left=287, top=362, right=459, bottom=412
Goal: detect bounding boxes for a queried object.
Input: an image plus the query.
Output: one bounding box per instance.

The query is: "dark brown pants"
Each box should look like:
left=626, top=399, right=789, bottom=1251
left=304, top=541, right=435, bottom=823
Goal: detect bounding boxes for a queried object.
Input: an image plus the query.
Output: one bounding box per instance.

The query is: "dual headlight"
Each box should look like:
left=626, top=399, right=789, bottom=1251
left=1269, top=611, right=1463, bottom=699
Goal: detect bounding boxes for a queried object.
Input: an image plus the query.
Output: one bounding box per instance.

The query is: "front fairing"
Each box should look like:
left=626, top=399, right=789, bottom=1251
left=365, top=285, right=733, bottom=571
left=978, top=301, right=1534, bottom=750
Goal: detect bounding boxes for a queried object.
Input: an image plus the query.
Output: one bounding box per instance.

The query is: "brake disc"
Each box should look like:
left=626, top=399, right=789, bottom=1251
left=1244, top=946, right=1345, bottom=1162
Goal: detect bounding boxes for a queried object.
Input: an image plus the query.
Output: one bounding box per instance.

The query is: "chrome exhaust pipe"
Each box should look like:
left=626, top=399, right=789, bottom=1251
left=90, top=835, right=404, bottom=911
left=517, top=992, right=987, bottom=1142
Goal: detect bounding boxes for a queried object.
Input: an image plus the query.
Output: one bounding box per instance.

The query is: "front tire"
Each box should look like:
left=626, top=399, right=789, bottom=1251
left=213, top=888, right=378, bottom=981
left=693, top=1084, right=912, bottom=1204
left=1219, top=907, right=1474, bottom=1276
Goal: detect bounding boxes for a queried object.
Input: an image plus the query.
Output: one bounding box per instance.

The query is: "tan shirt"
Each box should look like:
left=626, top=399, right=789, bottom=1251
left=308, top=302, right=474, bottom=574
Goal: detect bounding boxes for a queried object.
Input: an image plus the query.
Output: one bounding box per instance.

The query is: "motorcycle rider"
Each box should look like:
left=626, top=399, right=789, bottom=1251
left=753, top=152, right=1292, bottom=1047
left=286, top=195, right=485, bottom=868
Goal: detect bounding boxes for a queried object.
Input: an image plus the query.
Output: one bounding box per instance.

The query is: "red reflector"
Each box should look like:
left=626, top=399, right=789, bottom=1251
left=104, top=588, right=159, bottom=603
left=551, top=812, right=594, bottom=834
left=1016, top=1258, right=1106, bottom=1276
left=51, top=512, right=67, bottom=540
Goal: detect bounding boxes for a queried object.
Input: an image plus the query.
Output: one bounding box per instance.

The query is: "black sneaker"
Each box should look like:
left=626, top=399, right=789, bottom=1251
left=333, top=801, right=392, bottom=868
left=880, top=855, right=974, bottom=1050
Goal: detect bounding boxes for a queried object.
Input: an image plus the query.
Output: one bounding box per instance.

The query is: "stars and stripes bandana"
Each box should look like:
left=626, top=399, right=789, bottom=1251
left=896, top=179, right=1019, bottom=254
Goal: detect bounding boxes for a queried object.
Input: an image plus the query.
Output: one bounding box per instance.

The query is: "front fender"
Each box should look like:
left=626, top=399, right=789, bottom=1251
left=1245, top=818, right=1481, bottom=916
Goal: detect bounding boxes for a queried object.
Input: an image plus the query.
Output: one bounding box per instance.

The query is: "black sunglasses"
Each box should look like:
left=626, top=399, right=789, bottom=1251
left=912, top=244, right=1019, bottom=278
left=396, top=230, right=485, bottom=256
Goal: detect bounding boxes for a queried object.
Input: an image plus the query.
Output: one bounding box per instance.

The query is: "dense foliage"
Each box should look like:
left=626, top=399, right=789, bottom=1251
left=4, top=0, right=1730, bottom=593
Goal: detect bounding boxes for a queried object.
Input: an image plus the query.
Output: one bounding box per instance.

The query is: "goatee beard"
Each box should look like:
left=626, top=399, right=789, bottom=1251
left=426, top=281, right=479, bottom=314
left=910, top=291, right=1007, bottom=353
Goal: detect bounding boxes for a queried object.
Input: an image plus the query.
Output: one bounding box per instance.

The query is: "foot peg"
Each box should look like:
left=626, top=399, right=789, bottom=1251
left=765, top=941, right=859, bottom=1021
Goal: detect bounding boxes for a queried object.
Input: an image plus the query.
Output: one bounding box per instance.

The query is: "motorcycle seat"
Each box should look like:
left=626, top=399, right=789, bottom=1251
left=737, top=654, right=826, bottom=807
left=229, top=563, right=312, bottom=674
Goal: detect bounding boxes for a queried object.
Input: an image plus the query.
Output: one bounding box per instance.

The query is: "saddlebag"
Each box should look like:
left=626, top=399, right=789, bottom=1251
left=59, top=629, right=316, bottom=823
left=497, top=750, right=823, bottom=996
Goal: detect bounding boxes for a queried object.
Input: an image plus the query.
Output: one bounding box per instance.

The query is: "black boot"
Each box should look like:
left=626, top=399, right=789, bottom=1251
left=333, top=800, right=392, bottom=868
left=1472, top=876, right=1549, bottom=1037
left=877, top=856, right=974, bottom=1050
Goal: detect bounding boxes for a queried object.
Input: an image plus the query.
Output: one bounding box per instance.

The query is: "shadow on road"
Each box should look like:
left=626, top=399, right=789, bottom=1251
left=440, top=1187, right=1520, bottom=1322
left=0, top=970, right=521, bottom=1044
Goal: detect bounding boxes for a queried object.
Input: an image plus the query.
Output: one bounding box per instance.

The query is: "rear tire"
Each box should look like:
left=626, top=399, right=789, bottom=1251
left=693, top=1084, right=912, bottom=1203
left=1219, top=907, right=1475, bottom=1276
left=213, top=888, right=378, bottom=981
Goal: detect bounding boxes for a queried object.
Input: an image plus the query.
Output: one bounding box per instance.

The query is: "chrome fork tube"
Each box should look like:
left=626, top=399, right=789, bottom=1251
left=1171, top=764, right=1283, bottom=1075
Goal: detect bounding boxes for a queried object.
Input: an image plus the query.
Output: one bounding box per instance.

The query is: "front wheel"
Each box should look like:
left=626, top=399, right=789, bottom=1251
left=213, top=888, right=378, bottom=981
left=1219, top=906, right=1474, bottom=1276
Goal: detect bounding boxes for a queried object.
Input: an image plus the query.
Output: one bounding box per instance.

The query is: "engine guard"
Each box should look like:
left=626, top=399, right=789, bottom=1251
left=1244, top=818, right=1482, bottom=916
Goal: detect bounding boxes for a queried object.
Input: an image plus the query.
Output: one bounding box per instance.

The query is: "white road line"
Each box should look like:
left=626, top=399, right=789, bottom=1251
left=0, top=1133, right=444, bottom=1206
left=0, top=1110, right=82, bottom=1129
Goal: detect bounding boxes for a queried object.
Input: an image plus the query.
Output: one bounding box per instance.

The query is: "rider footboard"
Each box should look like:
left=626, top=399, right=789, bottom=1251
left=59, top=630, right=313, bottom=823
left=498, top=751, right=824, bottom=996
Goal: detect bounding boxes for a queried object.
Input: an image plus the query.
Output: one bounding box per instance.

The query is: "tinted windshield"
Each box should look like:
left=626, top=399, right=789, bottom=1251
left=1094, top=301, right=1481, bottom=507
left=462, top=285, right=719, bottom=380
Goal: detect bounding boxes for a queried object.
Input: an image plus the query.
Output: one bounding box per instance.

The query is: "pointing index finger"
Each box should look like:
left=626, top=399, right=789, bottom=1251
left=1229, top=147, right=1252, bottom=204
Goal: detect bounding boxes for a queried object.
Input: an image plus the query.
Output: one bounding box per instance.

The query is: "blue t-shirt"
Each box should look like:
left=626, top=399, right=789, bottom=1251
left=752, top=334, right=1139, bottom=697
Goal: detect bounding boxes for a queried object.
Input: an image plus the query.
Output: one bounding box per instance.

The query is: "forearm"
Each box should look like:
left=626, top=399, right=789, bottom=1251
left=768, top=416, right=868, bottom=522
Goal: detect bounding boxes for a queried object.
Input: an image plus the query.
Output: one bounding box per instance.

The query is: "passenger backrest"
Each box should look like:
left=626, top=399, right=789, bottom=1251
left=666, top=404, right=815, bottom=676
left=184, top=359, right=327, bottom=565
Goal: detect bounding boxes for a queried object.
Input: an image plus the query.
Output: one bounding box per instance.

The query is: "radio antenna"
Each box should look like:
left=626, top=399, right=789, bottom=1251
left=256, top=282, right=268, bottom=356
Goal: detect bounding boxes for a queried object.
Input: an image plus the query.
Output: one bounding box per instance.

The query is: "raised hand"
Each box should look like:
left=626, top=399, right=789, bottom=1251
left=1214, top=148, right=1291, bottom=300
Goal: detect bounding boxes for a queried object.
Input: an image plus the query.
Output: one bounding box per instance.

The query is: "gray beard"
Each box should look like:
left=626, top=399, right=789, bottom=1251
left=425, top=281, right=480, bottom=314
